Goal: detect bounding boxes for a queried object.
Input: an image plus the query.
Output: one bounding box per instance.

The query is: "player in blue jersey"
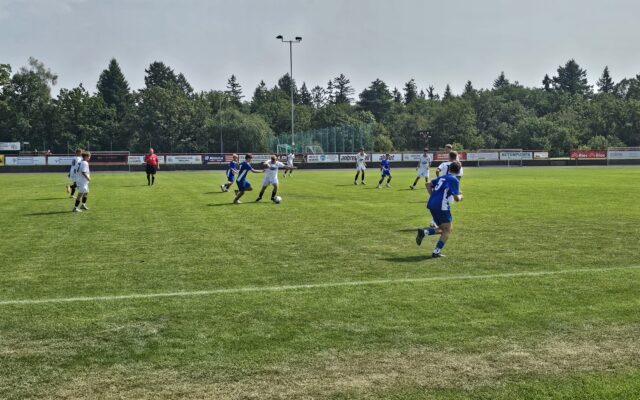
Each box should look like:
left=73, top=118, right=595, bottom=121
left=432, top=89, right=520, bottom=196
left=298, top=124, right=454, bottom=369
left=232, top=154, right=264, bottom=204
left=376, top=154, right=392, bottom=188
left=415, top=162, right=463, bottom=258
left=220, top=154, right=239, bottom=192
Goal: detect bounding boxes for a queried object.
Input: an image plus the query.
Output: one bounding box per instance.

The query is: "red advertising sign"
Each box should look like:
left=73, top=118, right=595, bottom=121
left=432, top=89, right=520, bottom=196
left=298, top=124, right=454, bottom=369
left=433, top=152, right=467, bottom=161
left=569, top=150, right=606, bottom=159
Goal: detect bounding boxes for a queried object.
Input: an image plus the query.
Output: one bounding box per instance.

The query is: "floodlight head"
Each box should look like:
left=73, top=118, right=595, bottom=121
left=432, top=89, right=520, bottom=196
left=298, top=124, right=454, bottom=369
left=276, top=35, right=283, bottom=40
left=295, top=36, right=302, bottom=41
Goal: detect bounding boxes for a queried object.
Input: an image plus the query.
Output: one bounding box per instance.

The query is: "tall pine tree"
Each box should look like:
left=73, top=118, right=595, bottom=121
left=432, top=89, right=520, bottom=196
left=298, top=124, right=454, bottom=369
left=225, top=75, right=243, bottom=106
left=552, top=59, right=591, bottom=95
left=332, top=74, right=354, bottom=104
left=596, top=66, right=615, bottom=94
left=97, top=58, right=131, bottom=116
left=403, top=78, right=418, bottom=104
left=493, top=71, right=510, bottom=89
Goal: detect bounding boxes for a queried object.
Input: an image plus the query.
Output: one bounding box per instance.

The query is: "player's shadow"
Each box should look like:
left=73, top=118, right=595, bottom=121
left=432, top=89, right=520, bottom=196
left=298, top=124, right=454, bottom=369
left=381, top=255, right=433, bottom=262
left=24, top=211, right=73, bottom=216
left=29, top=197, right=68, bottom=201
left=204, top=191, right=226, bottom=194
left=207, top=203, right=241, bottom=207
left=396, top=228, right=419, bottom=232
left=335, top=184, right=358, bottom=187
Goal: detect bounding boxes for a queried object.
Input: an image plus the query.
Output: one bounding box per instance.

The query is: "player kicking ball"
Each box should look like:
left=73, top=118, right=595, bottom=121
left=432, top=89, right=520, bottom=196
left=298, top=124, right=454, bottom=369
left=410, top=148, right=432, bottom=189
left=72, top=151, right=92, bottom=212
left=416, top=162, right=463, bottom=258
left=354, top=148, right=367, bottom=185
left=232, top=154, right=264, bottom=204
left=221, top=154, right=239, bottom=192
left=376, top=153, right=392, bottom=188
left=256, top=155, right=293, bottom=203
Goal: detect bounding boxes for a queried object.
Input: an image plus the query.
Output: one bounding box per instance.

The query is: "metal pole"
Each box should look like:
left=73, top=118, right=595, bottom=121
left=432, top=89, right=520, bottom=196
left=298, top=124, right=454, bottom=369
left=289, top=41, right=295, bottom=153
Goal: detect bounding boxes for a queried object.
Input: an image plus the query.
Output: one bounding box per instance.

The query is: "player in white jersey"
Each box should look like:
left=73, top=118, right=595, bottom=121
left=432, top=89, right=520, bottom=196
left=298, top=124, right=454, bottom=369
left=410, top=148, right=432, bottom=189
left=436, top=150, right=464, bottom=180
left=282, top=152, right=295, bottom=178
left=354, top=148, right=367, bottom=185
left=72, top=151, right=91, bottom=212
left=65, top=148, right=83, bottom=198
left=256, top=155, right=293, bottom=203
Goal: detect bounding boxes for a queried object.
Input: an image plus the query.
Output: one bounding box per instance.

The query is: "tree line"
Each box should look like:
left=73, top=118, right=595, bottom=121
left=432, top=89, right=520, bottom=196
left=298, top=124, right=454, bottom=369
left=1, top=57, right=639, bottom=155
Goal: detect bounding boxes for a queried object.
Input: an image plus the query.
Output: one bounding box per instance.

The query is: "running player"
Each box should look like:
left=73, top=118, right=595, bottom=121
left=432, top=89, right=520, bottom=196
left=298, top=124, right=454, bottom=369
left=66, top=148, right=83, bottom=197
left=144, top=148, right=159, bottom=186
left=72, top=151, right=92, bottom=212
left=283, top=151, right=295, bottom=177
left=410, top=148, right=432, bottom=189
left=436, top=146, right=464, bottom=180
left=354, top=148, right=367, bottom=185
left=415, top=162, right=463, bottom=258
left=220, top=154, right=239, bottom=192
left=256, top=155, right=292, bottom=202
left=377, top=154, right=392, bottom=188
left=232, top=154, right=264, bottom=204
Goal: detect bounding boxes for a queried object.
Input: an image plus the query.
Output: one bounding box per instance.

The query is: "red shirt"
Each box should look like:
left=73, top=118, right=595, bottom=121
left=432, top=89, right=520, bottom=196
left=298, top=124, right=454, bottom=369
left=144, top=154, right=159, bottom=167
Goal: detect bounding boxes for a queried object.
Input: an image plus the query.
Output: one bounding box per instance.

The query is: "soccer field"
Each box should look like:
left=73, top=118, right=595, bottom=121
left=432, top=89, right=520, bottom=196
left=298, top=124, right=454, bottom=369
left=1, top=167, right=639, bottom=399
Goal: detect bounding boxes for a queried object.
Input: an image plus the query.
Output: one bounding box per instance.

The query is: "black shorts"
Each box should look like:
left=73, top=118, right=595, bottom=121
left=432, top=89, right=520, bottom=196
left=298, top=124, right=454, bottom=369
left=146, top=165, right=157, bottom=174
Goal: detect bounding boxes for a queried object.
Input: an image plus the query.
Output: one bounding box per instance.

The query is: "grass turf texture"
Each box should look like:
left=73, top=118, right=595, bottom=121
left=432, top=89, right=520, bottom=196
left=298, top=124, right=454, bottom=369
left=0, top=167, right=639, bottom=399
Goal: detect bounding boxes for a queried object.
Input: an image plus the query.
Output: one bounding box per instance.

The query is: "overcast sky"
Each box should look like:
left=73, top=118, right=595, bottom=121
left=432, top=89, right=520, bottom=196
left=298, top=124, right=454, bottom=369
left=2, top=0, right=640, bottom=97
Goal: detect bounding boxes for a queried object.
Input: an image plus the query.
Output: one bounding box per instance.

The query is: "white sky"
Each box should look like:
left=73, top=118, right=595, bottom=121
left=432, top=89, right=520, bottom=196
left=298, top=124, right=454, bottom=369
left=1, top=0, right=639, bottom=97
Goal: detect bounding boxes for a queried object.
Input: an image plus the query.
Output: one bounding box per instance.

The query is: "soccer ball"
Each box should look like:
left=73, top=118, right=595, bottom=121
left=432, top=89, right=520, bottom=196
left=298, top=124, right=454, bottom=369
left=273, top=196, right=282, bottom=204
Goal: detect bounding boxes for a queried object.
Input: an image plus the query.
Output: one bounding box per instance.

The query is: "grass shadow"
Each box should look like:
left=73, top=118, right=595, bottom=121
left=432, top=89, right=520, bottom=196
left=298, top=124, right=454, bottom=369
left=24, top=210, right=73, bottom=216
left=381, top=255, right=433, bottom=262
left=30, top=197, right=69, bottom=201
left=396, top=228, right=419, bottom=233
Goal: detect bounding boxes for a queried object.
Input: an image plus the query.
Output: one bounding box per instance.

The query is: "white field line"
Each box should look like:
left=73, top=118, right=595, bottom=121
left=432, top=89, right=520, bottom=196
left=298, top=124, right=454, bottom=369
left=1, top=265, right=639, bottom=306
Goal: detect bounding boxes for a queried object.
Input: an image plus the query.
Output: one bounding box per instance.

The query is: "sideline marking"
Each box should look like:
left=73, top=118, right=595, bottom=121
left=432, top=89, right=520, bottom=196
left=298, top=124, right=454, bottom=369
left=1, top=265, right=639, bottom=306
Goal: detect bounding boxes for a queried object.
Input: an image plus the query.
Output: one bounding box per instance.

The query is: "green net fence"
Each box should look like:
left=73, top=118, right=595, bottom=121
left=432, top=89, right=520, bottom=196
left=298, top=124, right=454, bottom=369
left=269, top=124, right=375, bottom=153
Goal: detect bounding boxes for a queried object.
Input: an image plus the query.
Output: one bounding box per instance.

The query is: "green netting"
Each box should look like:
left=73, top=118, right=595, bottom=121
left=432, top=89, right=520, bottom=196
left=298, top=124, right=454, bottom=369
left=270, top=124, right=375, bottom=153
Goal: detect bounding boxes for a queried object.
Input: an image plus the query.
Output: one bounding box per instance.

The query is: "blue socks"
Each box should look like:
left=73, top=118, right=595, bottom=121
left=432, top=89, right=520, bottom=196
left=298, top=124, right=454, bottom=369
left=433, top=240, right=445, bottom=254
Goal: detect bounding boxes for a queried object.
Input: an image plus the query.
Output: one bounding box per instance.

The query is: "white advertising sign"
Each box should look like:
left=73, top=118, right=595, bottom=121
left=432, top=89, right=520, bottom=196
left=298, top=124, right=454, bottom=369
left=339, top=153, right=372, bottom=163
left=5, top=156, right=47, bottom=165
left=165, top=155, right=202, bottom=164
left=372, top=153, right=402, bottom=162
left=0, top=142, right=21, bottom=151
left=467, top=152, right=500, bottom=161
left=307, top=154, right=340, bottom=163
left=533, top=151, right=549, bottom=159
left=47, top=156, right=76, bottom=165
left=402, top=153, right=434, bottom=162
left=608, top=150, right=640, bottom=159
left=238, top=154, right=271, bottom=163
left=500, top=151, right=533, bottom=160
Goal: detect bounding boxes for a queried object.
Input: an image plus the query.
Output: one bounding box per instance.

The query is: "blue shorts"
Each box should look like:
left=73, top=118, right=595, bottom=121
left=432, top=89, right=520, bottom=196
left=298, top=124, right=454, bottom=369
left=237, top=179, right=251, bottom=191
left=429, top=208, right=452, bottom=225
left=381, top=170, right=391, bottom=177
left=226, top=173, right=235, bottom=182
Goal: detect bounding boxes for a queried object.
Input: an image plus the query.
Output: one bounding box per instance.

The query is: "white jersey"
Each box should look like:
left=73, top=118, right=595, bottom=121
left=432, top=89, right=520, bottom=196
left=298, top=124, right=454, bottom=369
left=416, top=154, right=432, bottom=177
left=438, top=160, right=464, bottom=177
left=287, top=153, right=295, bottom=166
left=76, top=160, right=91, bottom=188
left=356, top=153, right=367, bottom=170
left=69, top=156, right=82, bottom=179
left=264, top=161, right=284, bottom=181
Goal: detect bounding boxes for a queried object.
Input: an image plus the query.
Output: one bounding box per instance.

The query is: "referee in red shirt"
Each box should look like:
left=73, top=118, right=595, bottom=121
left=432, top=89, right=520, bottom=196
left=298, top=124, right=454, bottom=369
left=144, top=148, right=160, bottom=186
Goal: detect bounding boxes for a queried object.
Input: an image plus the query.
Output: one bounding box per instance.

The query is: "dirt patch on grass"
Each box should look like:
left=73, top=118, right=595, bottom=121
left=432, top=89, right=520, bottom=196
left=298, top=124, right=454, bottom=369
left=40, top=330, right=640, bottom=400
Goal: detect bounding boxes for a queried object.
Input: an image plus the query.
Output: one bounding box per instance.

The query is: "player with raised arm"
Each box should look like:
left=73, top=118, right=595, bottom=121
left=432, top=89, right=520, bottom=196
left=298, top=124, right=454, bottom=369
left=283, top=151, right=295, bottom=178
left=66, top=148, right=83, bottom=198
left=410, top=148, right=432, bottom=189
left=220, top=154, right=239, bottom=192
left=376, top=153, right=392, bottom=188
left=256, top=154, right=292, bottom=203
left=72, top=151, right=92, bottom=212
left=144, top=148, right=160, bottom=186
left=354, top=148, right=367, bottom=185
left=232, top=154, right=264, bottom=204
left=416, top=161, right=463, bottom=258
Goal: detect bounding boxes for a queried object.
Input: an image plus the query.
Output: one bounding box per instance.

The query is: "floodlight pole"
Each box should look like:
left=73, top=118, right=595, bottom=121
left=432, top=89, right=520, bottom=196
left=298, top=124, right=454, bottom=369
left=276, top=35, right=302, bottom=153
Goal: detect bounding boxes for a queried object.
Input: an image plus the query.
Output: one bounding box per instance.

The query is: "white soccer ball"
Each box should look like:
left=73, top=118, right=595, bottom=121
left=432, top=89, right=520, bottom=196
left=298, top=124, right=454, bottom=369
left=274, top=196, right=282, bottom=204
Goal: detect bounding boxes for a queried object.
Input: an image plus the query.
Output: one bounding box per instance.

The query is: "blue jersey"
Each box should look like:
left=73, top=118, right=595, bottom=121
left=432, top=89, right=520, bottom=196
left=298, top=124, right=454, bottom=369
left=381, top=159, right=391, bottom=172
left=427, top=175, right=460, bottom=211
left=236, top=161, right=252, bottom=182
left=226, top=161, right=238, bottom=176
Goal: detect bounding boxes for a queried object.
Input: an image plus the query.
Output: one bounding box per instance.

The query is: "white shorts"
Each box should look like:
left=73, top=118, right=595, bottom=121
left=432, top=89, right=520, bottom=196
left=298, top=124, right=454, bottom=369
left=262, top=175, right=279, bottom=186
left=287, top=161, right=294, bottom=168
left=356, top=165, right=366, bottom=171
left=416, top=169, right=429, bottom=178
left=77, top=183, right=89, bottom=193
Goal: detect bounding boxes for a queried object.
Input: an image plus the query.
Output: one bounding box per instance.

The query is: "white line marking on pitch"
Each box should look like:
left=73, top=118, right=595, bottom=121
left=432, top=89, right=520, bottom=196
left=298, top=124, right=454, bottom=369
left=1, top=265, right=639, bottom=306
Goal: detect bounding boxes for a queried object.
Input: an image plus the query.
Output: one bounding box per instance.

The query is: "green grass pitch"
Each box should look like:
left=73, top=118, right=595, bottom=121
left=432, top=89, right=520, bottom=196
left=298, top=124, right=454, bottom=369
left=1, top=167, right=639, bottom=399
